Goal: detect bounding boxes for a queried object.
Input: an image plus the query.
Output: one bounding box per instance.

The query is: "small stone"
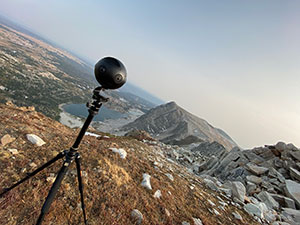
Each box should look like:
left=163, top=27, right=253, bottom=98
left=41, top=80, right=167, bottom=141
left=26, top=134, right=46, bottom=146
left=181, top=222, right=190, bottom=225
left=46, top=177, right=55, bottom=183
left=131, top=209, right=143, bottom=225
left=232, top=211, right=243, bottom=221
left=192, top=218, right=203, bottom=225
left=8, top=149, right=19, bottom=155
left=141, top=173, right=152, bottom=190
left=165, top=208, right=170, bottom=217
left=1, top=134, right=15, bottom=146
left=165, top=173, right=174, bottom=181
left=213, top=209, right=220, bottom=215
left=153, top=190, right=161, bottom=198
left=207, top=199, right=215, bottom=206
left=29, top=162, right=37, bottom=168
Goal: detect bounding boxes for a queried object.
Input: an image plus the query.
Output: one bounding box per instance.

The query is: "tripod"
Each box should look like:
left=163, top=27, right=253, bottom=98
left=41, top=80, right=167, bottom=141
left=0, top=86, right=108, bottom=225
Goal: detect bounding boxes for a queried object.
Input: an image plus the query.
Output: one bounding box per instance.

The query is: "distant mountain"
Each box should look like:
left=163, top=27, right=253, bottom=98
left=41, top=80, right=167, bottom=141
left=122, top=101, right=237, bottom=150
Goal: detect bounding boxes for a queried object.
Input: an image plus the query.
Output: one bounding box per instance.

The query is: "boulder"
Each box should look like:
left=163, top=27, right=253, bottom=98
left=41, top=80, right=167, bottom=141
left=203, top=178, right=218, bottom=191
left=257, top=191, right=279, bottom=210
left=244, top=203, right=263, bottom=219
left=246, top=175, right=263, bottom=184
left=289, top=167, right=300, bottom=182
left=287, top=143, right=298, bottom=151
left=285, top=180, right=300, bottom=208
left=268, top=168, right=285, bottom=183
left=275, top=141, right=287, bottom=151
left=231, top=181, right=246, bottom=202
left=246, top=162, right=269, bottom=176
left=270, top=194, right=296, bottom=209
left=282, top=208, right=300, bottom=223
left=290, top=151, right=300, bottom=162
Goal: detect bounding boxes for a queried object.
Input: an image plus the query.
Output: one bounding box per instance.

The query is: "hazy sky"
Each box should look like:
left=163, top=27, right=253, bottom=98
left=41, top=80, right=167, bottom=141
left=1, top=0, right=300, bottom=149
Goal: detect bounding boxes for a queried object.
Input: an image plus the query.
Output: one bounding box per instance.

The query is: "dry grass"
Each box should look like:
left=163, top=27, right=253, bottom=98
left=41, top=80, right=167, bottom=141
left=0, top=103, right=259, bottom=225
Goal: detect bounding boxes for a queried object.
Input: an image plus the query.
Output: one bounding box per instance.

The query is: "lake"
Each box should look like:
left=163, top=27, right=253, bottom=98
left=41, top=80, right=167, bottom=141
left=62, top=103, right=127, bottom=121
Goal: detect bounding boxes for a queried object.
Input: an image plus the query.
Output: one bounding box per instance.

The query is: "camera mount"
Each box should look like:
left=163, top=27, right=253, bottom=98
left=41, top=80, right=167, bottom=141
left=0, top=57, right=127, bottom=224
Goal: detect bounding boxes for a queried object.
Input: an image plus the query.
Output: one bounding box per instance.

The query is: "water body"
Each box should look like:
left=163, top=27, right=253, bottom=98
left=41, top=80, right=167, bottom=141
left=63, top=103, right=126, bottom=121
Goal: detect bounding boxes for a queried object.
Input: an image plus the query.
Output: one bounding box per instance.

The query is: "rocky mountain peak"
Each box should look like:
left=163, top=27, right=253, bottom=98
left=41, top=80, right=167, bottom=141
left=122, top=101, right=237, bottom=150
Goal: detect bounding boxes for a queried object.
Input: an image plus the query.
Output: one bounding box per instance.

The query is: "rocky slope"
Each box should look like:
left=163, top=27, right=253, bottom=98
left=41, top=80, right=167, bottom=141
left=164, top=139, right=300, bottom=224
left=122, top=101, right=237, bottom=151
left=0, top=102, right=258, bottom=225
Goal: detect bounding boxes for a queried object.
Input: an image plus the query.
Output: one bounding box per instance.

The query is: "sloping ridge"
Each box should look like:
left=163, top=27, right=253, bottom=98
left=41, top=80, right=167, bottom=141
left=122, top=101, right=237, bottom=150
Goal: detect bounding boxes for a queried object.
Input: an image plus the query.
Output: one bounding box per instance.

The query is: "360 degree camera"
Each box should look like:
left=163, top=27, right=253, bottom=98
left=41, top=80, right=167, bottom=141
left=94, top=57, right=127, bottom=89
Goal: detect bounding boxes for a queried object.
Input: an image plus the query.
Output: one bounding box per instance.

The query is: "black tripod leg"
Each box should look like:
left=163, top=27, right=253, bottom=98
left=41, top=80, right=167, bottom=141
left=75, top=154, right=87, bottom=225
left=0, top=151, right=65, bottom=198
left=36, top=159, right=71, bottom=225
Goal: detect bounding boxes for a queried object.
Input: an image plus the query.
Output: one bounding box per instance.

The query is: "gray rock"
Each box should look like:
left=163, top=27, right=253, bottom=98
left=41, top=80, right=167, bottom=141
left=203, top=178, right=218, bottom=191
left=165, top=173, right=174, bottom=181
left=289, top=167, right=300, bottom=182
left=131, top=209, right=143, bottom=224
left=26, top=134, right=46, bottom=146
left=275, top=141, right=287, bottom=151
left=231, top=181, right=246, bottom=202
left=287, top=143, right=298, bottom=151
left=246, top=162, right=269, bottom=175
left=219, top=188, right=232, bottom=198
left=244, top=203, right=263, bottom=218
left=257, top=191, right=279, bottom=210
left=246, top=182, right=257, bottom=196
left=271, top=222, right=292, bottom=225
left=232, top=211, right=243, bottom=221
left=192, top=218, right=203, bottom=225
left=282, top=208, right=300, bottom=223
left=263, top=210, right=277, bottom=223
left=270, top=194, right=296, bottom=209
left=246, top=175, right=263, bottom=184
left=181, top=221, right=190, bottom=225
left=290, top=151, right=300, bottom=162
left=269, top=168, right=286, bottom=183
left=285, top=179, right=300, bottom=208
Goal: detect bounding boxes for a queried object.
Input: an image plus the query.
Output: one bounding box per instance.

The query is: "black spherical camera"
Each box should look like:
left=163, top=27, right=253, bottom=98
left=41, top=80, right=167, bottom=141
left=94, top=57, right=127, bottom=89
